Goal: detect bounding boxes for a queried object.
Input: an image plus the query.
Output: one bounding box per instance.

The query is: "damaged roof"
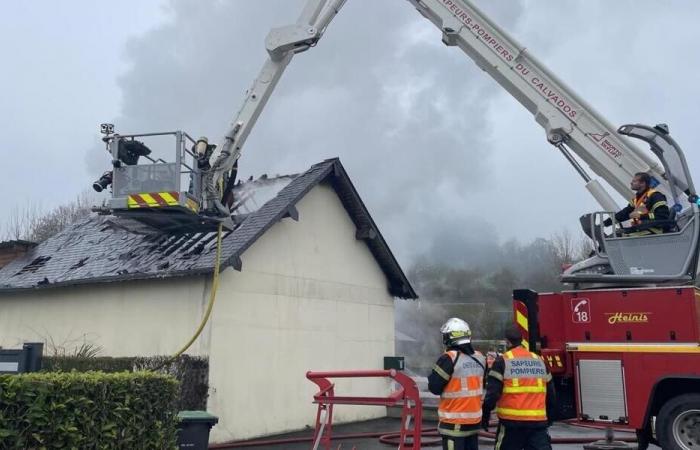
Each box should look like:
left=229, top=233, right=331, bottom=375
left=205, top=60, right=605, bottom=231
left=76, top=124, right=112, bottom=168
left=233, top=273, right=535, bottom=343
left=0, top=158, right=417, bottom=299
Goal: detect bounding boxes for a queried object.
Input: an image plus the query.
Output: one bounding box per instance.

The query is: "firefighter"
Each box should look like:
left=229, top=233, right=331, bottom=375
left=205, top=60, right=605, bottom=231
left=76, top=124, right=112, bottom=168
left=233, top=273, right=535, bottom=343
left=481, top=325, right=556, bottom=450
left=428, top=318, right=486, bottom=450
left=604, top=172, right=671, bottom=235
left=486, top=350, right=497, bottom=369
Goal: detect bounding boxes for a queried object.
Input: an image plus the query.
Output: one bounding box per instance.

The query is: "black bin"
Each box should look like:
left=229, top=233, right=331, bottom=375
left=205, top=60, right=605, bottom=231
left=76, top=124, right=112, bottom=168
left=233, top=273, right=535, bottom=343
left=177, top=411, right=219, bottom=450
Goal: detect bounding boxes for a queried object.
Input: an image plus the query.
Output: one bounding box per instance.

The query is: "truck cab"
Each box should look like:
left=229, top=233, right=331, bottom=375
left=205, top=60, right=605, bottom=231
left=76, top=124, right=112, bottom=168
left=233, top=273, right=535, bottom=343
left=563, top=124, right=700, bottom=287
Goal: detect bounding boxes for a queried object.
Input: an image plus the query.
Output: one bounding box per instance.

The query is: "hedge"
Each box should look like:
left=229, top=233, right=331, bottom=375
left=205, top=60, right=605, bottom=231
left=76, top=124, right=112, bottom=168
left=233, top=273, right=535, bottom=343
left=43, top=355, right=208, bottom=411
left=0, top=371, right=178, bottom=449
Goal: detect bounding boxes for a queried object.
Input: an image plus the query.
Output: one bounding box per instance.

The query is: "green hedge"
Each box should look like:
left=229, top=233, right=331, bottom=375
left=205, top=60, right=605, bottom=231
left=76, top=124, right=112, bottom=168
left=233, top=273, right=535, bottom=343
left=43, top=355, right=209, bottom=411
left=0, top=371, right=178, bottom=449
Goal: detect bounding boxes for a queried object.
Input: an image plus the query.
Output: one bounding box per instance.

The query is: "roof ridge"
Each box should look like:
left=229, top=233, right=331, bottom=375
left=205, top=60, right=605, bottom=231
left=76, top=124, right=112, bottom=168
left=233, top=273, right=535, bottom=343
left=0, top=158, right=416, bottom=299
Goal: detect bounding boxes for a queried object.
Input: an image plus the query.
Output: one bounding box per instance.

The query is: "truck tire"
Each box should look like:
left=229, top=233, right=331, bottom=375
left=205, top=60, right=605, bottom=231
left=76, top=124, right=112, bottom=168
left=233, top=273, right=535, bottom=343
left=656, top=393, right=700, bottom=450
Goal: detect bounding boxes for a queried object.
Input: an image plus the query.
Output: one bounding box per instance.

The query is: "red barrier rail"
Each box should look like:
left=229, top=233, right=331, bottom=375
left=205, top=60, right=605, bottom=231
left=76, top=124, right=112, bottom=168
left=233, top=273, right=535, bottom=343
left=306, top=369, right=422, bottom=450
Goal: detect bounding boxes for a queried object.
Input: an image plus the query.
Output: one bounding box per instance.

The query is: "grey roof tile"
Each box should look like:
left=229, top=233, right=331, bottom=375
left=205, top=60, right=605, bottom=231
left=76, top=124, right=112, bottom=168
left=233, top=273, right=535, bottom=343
left=0, top=159, right=416, bottom=299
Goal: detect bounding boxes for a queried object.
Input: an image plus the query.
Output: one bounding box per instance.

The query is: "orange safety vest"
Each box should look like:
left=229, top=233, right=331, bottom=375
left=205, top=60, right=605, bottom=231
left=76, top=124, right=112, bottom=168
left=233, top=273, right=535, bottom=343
left=630, top=188, right=658, bottom=225
left=495, top=346, right=550, bottom=422
left=438, top=350, right=486, bottom=425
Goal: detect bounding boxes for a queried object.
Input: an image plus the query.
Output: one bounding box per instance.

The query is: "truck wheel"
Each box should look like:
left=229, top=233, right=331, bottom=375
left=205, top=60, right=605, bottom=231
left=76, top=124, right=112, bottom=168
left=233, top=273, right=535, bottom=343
left=657, top=393, right=700, bottom=450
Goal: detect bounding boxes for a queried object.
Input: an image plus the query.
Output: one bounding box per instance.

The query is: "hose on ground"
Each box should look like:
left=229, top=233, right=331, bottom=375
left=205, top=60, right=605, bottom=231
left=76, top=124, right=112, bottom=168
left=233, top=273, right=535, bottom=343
left=210, top=421, right=638, bottom=448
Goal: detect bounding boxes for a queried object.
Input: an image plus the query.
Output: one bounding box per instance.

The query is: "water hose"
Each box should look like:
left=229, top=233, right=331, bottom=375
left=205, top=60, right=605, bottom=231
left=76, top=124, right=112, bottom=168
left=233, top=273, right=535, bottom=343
left=211, top=422, right=638, bottom=448
left=173, top=222, right=224, bottom=359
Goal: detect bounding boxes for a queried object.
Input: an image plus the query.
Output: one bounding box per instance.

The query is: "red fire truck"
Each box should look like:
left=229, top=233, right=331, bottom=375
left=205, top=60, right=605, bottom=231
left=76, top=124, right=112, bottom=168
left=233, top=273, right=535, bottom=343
left=514, top=285, right=700, bottom=449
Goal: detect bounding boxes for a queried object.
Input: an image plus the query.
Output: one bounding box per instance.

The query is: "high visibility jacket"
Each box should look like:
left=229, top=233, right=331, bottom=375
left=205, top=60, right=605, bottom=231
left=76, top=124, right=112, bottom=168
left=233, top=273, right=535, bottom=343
left=495, top=346, right=550, bottom=422
left=630, top=188, right=665, bottom=224
left=437, top=350, right=486, bottom=425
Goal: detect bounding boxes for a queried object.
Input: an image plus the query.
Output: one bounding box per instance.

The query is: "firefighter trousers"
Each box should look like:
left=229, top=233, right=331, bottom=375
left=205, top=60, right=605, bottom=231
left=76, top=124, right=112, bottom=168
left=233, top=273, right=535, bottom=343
left=493, top=424, right=552, bottom=450
left=441, top=434, right=479, bottom=450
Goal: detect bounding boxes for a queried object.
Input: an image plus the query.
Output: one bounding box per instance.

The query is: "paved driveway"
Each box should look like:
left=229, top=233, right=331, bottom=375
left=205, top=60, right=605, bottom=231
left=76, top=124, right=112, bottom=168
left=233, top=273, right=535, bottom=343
left=220, top=417, right=655, bottom=449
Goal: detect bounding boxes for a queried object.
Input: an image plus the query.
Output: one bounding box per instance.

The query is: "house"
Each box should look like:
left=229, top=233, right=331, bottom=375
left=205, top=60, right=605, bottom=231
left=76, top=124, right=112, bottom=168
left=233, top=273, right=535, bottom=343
left=0, top=158, right=417, bottom=442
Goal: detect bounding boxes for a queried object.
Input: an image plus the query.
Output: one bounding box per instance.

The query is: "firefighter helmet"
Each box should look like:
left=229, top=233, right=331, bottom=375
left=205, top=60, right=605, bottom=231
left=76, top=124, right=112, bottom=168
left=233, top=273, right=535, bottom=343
left=440, top=317, right=472, bottom=346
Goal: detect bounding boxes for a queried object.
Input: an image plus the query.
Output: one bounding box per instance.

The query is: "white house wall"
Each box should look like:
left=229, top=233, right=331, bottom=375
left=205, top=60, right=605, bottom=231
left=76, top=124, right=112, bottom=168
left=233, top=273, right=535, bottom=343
left=207, top=182, right=396, bottom=442
left=0, top=276, right=208, bottom=356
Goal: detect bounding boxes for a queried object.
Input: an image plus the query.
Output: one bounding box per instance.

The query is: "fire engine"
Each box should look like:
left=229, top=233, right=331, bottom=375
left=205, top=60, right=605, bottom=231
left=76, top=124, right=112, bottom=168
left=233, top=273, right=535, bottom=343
left=91, top=0, right=699, bottom=448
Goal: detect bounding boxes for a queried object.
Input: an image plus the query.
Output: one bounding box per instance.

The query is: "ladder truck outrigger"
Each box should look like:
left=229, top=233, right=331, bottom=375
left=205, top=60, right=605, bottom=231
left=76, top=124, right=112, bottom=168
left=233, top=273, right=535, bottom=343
left=92, top=0, right=700, bottom=448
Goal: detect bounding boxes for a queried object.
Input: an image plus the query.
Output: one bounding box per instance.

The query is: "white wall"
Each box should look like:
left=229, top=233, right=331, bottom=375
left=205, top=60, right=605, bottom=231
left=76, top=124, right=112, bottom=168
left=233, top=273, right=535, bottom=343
left=0, top=276, right=208, bottom=356
left=207, top=182, right=396, bottom=442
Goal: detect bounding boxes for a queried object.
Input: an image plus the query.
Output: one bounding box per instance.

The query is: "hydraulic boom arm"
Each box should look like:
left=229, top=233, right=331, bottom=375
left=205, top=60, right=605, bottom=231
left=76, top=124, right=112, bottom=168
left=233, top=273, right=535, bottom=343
left=407, top=0, right=670, bottom=211
left=208, top=0, right=673, bottom=215
left=205, top=0, right=347, bottom=214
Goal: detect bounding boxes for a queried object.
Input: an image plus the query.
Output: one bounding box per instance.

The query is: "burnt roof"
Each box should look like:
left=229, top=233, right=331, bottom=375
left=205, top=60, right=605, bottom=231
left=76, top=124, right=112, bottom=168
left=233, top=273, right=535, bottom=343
left=0, top=158, right=416, bottom=299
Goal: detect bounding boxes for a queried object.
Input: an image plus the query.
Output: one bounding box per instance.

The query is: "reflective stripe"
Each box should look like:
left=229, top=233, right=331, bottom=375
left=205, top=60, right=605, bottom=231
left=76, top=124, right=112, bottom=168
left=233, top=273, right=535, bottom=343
left=438, top=410, right=483, bottom=420
left=515, top=310, right=528, bottom=332
left=139, top=193, right=157, bottom=206
left=489, top=371, right=504, bottom=381
left=433, top=364, right=450, bottom=381
left=503, top=386, right=547, bottom=394
left=159, top=192, right=178, bottom=204
left=521, top=338, right=530, bottom=350
left=632, top=189, right=656, bottom=209
left=440, top=428, right=480, bottom=438
left=567, top=342, right=700, bottom=353
left=626, top=228, right=662, bottom=236
left=650, top=200, right=667, bottom=212
left=441, top=387, right=483, bottom=398
left=631, top=188, right=658, bottom=225
left=455, top=366, right=485, bottom=377
left=447, top=439, right=455, bottom=450
left=496, top=407, right=546, bottom=417
left=495, top=426, right=506, bottom=450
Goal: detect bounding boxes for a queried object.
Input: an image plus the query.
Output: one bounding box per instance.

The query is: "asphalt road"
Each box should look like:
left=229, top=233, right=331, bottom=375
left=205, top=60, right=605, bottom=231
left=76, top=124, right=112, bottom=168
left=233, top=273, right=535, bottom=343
left=219, top=417, right=658, bottom=449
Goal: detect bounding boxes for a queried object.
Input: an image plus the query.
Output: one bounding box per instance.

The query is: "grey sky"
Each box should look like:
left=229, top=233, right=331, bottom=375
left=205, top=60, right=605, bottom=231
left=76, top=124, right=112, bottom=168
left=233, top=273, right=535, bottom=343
left=2, top=1, right=700, bottom=265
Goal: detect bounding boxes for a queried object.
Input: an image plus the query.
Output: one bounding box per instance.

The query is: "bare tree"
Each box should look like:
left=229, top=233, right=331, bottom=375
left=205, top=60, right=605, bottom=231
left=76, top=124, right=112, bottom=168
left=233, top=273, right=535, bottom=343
left=551, top=229, right=577, bottom=264
left=2, top=192, right=94, bottom=243
left=3, top=203, right=42, bottom=241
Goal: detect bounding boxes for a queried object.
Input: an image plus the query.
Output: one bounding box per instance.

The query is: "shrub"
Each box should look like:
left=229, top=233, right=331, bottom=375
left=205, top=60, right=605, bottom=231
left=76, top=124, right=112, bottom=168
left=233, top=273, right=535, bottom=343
left=43, top=355, right=209, bottom=411
left=0, top=371, right=178, bottom=449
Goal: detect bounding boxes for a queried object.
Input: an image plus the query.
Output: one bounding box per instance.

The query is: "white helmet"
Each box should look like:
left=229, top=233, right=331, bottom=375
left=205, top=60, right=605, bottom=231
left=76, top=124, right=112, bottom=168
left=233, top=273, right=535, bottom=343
left=440, top=317, right=472, bottom=346
left=195, top=136, right=209, bottom=156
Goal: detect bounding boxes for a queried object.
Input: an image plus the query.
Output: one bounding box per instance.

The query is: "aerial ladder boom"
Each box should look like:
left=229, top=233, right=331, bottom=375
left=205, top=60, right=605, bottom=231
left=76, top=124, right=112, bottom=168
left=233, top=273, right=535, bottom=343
left=407, top=0, right=672, bottom=211
left=207, top=0, right=673, bottom=215
left=204, top=0, right=347, bottom=215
